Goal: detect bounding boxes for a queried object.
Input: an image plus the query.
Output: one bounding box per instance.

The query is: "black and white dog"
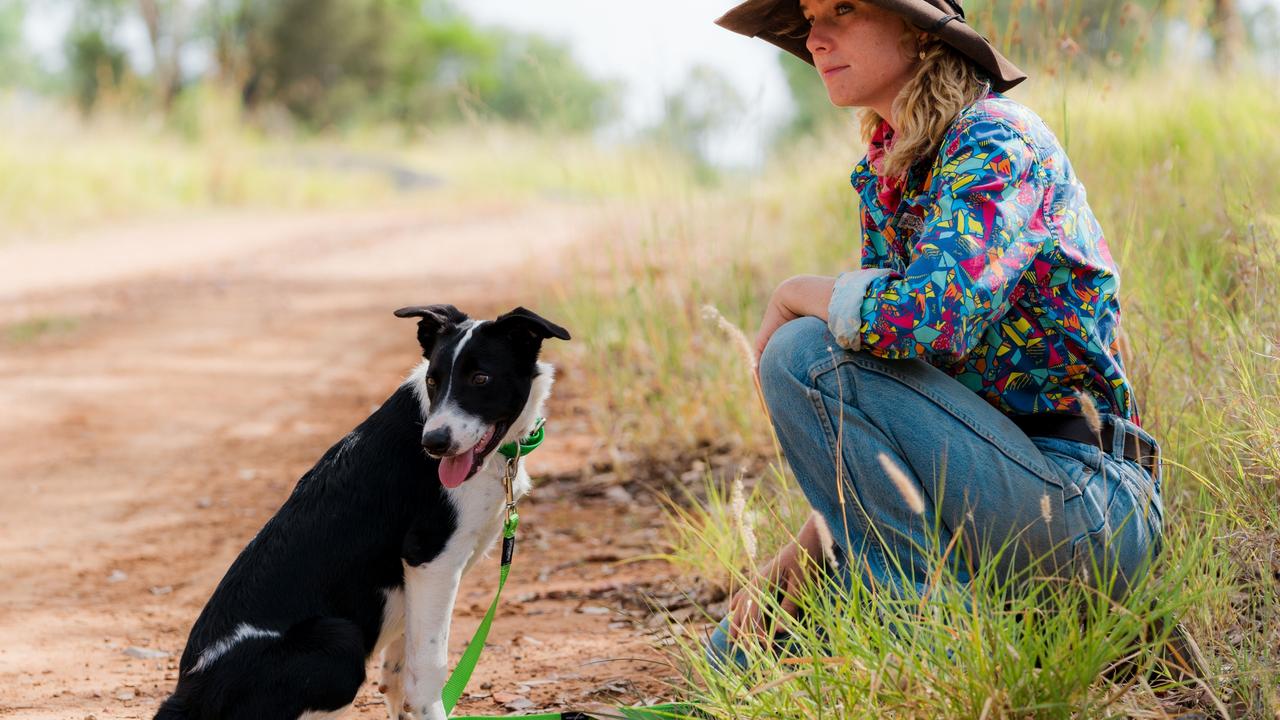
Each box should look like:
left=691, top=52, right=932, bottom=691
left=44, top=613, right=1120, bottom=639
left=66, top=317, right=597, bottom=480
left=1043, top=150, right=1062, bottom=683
left=156, top=304, right=570, bottom=720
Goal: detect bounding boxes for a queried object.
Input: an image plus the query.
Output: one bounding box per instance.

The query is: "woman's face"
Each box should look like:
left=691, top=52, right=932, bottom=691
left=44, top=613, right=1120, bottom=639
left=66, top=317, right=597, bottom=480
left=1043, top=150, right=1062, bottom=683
left=800, top=0, right=919, bottom=112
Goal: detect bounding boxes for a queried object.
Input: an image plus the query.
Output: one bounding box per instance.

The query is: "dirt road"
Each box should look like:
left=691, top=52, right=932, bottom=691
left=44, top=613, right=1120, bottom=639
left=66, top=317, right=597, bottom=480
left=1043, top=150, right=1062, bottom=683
left=0, top=202, right=683, bottom=718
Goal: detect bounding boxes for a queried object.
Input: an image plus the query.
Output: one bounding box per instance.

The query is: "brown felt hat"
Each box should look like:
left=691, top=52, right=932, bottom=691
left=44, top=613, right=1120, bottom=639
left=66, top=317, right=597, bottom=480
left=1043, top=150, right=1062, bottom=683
left=715, top=0, right=1027, bottom=92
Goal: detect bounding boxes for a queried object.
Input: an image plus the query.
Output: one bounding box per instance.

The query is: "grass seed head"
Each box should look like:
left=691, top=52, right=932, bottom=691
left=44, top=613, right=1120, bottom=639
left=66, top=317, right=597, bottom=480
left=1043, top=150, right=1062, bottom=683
left=878, top=452, right=925, bottom=515
left=701, top=304, right=757, bottom=376
left=1076, top=391, right=1104, bottom=436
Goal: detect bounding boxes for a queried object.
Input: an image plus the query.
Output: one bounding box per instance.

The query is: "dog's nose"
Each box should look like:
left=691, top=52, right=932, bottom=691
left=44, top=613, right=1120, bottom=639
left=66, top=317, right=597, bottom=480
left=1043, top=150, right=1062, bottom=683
left=420, top=427, right=453, bottom=457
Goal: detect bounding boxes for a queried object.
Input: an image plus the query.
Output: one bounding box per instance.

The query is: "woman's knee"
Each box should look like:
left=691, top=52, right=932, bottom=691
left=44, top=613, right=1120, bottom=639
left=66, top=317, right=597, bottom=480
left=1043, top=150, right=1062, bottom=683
left=759, top=317, right=835, bottom=400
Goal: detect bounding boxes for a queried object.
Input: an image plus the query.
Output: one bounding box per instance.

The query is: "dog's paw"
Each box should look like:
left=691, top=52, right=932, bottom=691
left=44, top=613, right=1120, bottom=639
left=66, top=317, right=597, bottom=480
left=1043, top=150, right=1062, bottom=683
left=400, top=694, right=446, bottom=720
left=379, top=666, right=407, bottom=718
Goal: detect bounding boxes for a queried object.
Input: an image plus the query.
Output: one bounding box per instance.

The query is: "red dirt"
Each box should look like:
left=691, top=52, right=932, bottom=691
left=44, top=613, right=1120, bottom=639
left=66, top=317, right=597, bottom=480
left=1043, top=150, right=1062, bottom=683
left=0, top=203, right=687, bottom=719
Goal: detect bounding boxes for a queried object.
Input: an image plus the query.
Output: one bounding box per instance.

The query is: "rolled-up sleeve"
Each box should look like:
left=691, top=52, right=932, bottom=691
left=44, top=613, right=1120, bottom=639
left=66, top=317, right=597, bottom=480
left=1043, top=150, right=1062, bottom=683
left=827, top=268, right=893, bottom=351
left=828, top=118, right=1048, bottom=360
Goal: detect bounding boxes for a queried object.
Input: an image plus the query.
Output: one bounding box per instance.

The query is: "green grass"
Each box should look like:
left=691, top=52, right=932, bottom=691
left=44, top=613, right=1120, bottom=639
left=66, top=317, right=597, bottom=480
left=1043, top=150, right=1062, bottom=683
left=658, top=477, right=1221, bottom=718
left=554, top=71, right=1280, bottom=717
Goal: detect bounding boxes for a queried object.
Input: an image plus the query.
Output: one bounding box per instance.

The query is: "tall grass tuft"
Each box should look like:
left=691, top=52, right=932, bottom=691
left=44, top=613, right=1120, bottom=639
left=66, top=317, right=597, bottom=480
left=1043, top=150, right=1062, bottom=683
left=555, top=71, right=1280, bottom=716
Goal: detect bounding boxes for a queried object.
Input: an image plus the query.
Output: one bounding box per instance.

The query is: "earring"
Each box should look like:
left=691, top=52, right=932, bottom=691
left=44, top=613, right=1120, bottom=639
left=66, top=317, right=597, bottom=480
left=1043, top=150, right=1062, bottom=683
left=918, top=49, right=927, bottom=60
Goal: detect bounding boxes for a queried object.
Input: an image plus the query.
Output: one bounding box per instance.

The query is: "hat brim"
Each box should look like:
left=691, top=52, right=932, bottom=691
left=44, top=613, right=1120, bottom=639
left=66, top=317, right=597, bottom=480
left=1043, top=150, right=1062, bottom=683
left=714, top=0, right=1026, bottom=92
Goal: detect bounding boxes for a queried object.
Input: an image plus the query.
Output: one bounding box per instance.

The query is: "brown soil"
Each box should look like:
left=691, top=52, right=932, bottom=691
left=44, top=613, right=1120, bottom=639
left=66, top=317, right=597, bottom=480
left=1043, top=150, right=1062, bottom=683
left=0, top=203, right=689, bottom=719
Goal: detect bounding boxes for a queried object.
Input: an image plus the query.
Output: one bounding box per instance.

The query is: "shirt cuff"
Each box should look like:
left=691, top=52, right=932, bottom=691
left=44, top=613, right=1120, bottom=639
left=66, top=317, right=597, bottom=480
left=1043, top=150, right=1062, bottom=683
left=827, top=269, right=893, bottom=351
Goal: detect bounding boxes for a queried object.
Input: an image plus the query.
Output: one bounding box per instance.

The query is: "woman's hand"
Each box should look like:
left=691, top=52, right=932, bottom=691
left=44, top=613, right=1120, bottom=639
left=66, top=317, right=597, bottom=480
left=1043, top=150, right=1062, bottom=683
left=727, top=514, right=829, bottom=641
left=754, top=275, right=837, bottom=363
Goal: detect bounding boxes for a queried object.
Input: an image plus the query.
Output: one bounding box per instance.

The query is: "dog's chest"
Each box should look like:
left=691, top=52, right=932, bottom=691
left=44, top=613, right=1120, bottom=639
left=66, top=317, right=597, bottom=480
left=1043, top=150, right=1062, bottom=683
left=445, top=462, right=531, bottom=568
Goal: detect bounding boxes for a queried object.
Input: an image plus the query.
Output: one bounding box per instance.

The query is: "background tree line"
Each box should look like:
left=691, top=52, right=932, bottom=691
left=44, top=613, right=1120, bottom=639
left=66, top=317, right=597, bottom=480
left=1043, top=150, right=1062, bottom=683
left=0, top=0, right=1273, bottom=160
left=0, top=0, right=619, bottom=132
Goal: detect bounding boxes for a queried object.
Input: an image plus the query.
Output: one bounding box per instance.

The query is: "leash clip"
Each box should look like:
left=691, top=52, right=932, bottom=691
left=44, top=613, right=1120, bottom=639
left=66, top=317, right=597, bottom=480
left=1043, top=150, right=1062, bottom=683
left=502, top=453, right=519, bottom=531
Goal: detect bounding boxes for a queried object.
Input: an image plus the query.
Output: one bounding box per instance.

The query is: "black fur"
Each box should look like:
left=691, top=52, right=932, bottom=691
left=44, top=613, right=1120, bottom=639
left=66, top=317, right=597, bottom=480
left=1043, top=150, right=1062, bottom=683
left=157, top=386, right=449, bottom=719
left=156, top=305, right=569, bottom=719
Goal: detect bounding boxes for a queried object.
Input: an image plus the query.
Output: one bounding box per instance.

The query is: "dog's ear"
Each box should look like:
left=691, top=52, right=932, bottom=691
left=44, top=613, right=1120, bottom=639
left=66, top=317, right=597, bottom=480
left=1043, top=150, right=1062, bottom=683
left=492, top=307, right=571, bottom=344
left=394, top=304, right=468, bottom=357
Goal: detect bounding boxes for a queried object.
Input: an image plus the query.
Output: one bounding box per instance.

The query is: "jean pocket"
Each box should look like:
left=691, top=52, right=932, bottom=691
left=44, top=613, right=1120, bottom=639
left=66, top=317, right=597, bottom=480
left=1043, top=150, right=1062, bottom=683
left=1032, top=437, right=1106, bottom=533
left=1069, top=457, right=1163, bottom=596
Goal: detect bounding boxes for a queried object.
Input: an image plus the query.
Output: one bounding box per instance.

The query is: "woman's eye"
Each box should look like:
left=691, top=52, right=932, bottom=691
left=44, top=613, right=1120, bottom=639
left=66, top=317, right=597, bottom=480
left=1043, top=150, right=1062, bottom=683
left=835, top=3, right=854, bottom=15
left=471, top=373, right=490, bottom=386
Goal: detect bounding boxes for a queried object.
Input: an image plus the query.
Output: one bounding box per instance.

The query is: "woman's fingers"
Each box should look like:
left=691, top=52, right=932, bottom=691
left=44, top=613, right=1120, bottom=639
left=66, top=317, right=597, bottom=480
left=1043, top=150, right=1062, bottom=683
left=779, top=591, right=800, bottom=622
left=727, top=591, right=762, bottom=640
left=754, top=305, right=789, bottom=360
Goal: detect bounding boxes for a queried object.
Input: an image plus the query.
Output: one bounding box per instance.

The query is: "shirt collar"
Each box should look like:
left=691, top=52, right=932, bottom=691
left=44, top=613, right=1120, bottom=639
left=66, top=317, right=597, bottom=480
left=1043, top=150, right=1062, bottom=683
left=851, top=118, right=909, bottom=231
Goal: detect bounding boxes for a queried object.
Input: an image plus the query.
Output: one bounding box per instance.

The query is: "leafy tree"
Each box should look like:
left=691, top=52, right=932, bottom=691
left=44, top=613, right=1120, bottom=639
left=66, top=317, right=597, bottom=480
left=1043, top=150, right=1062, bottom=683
left=137, top=0, right=191, bottom=107
left=66, top=0, right=130, bottom=113
left=468, top=30, right=620, bottom=132
left=650, top=63, right=745, bottom=178
left=203, top=0, right=617, bottom=131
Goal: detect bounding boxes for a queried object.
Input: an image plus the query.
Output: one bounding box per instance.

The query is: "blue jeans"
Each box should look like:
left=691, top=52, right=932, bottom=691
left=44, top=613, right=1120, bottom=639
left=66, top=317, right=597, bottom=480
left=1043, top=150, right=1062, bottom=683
left=706, top=317, right=1164, bottom=670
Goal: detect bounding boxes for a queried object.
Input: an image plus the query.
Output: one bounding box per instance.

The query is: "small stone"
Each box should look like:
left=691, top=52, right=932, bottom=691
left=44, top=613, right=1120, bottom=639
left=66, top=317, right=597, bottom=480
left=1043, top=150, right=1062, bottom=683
left=195, top=497, right=212, bottom=509
left=577, top=606, right=610, bottom=616
left=115, top=690, right=135, bottom=701
left=603, top=486, right=633, bottom=504
left=106, top=570, right=128, bottom=584
left=149, top=585, right=172, bottom=596
left=124, top=647, right=169, bottom=659
left=503, top=697, right=535, bottom=711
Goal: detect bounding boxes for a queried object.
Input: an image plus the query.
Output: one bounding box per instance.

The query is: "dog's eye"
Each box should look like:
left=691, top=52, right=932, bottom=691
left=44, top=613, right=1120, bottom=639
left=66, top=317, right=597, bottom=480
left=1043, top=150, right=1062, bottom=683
left=471, top=373, right=490, bottom=386
left=425, top=377, right=438, bottom=389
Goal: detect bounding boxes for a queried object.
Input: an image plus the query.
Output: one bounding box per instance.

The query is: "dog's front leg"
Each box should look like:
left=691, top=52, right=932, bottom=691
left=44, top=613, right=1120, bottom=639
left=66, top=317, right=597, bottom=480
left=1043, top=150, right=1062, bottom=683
left=401, top=558, right=465, bottom=720
left=380, top=634, right=410, bottom=720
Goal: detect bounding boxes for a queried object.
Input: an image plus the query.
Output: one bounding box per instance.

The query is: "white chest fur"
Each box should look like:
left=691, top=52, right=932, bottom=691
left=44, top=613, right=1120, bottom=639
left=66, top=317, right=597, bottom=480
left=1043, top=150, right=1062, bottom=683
left=444, top=457, right=531, bottom=576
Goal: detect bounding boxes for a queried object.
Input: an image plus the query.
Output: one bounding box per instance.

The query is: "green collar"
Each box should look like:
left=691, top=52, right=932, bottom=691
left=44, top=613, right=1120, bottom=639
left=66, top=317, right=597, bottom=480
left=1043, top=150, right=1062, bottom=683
left=497, top=417, right=545, bottom=459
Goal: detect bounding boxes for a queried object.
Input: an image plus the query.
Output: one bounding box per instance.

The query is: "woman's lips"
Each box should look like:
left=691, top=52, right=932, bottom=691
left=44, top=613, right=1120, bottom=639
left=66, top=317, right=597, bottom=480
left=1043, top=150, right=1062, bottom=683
left=821, top=65, right=849, bottom=78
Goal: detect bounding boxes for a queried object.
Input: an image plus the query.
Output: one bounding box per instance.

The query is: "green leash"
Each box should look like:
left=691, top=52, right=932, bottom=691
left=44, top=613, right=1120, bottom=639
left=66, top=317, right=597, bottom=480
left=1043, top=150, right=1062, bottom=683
left=440, top=421, right=699, bottom=720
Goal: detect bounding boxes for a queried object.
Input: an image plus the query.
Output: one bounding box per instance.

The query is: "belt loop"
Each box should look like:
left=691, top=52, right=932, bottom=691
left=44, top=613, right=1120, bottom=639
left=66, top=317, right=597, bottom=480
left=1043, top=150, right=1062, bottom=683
left=1108, top=414, right=1128, bottom=458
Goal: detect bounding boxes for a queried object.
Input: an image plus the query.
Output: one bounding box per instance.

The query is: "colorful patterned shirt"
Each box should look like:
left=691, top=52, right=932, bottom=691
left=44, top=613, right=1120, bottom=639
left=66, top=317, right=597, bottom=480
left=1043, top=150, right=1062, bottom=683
left=827, top=91, right=1140, bottom=424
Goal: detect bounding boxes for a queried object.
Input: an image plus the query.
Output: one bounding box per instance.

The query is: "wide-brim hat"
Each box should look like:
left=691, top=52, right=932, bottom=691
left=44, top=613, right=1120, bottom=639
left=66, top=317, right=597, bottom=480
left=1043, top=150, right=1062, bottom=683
left=715, top=0, right=1027, bottom=92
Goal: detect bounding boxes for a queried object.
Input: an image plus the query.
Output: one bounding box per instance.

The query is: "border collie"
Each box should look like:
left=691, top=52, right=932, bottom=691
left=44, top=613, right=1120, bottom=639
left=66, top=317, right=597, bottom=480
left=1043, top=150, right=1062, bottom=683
left=155, top=305, right=570, bottom=720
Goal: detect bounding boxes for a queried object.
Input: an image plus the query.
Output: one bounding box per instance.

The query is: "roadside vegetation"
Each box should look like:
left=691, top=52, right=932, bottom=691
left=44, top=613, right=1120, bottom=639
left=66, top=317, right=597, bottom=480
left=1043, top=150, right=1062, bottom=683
left=3, top=0, right=1276, bottom=715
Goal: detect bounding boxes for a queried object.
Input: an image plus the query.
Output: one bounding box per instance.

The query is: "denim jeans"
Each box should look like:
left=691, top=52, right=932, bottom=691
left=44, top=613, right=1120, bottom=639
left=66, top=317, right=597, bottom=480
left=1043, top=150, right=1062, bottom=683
left=706, top=317, right=1164, bottom=670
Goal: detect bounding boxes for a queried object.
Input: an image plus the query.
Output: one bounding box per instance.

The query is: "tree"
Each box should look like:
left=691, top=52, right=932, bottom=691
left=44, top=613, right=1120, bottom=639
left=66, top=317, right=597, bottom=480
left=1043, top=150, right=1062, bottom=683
left=469, top=30, right=620, bottom=132
left=650, top=64, right=746, bottom=176
left=137, top=0, right=191, bottom=108
left=1209, top=0, right=1245, bottom=71
left=66, top=0, right=130, bottom=113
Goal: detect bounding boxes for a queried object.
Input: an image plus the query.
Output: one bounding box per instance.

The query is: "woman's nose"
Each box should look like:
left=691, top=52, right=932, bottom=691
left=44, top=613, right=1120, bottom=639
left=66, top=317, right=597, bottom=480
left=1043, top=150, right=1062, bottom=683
left=806, top=23, right=831, bottom=55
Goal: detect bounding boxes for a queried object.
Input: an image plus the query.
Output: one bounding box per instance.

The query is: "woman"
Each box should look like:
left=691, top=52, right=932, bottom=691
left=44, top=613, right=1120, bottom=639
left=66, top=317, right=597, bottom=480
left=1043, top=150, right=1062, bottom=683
left=707, top=0, right=1165, bottom=666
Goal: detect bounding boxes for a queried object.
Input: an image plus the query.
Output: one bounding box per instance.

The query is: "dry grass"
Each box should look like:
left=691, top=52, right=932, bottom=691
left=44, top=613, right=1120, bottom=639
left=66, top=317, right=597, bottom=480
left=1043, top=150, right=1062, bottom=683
left=554, top=71, right=1280, bottom=717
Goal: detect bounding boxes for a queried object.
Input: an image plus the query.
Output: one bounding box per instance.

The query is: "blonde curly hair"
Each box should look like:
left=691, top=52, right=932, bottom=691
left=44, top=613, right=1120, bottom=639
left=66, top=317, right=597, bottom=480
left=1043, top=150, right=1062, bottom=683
left=859, top=30, right=990, bottom=179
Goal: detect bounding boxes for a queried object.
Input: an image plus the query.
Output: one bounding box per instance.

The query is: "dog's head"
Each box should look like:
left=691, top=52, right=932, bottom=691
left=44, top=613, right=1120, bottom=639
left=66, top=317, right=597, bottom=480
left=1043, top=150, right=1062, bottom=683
left=394, top=304, right=571, bottom=489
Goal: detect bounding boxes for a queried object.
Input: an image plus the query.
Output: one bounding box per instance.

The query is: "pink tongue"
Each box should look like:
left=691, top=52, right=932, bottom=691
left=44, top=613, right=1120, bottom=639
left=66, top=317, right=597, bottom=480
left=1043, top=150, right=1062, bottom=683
left=439, top=448, right=475, bottom=489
